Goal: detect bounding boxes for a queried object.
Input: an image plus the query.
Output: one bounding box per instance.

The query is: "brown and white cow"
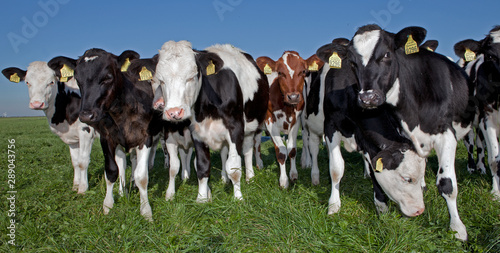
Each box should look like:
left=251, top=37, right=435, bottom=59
left=256, top=52, right=323, bottom=188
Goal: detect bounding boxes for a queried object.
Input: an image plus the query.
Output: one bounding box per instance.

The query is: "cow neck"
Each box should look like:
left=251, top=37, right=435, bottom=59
left=107, top=74, right=130, bottom=122
left=43, top=81, right=63, bottom=125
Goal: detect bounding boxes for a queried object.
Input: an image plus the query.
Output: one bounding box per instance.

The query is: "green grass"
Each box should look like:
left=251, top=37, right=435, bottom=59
left=1, top=117, right=499, bottom=252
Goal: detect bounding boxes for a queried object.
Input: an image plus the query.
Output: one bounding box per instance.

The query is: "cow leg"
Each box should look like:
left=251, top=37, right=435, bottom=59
left=464, top=130, right=476, bottom=173
left=267, top=122, right=289, bottom=188
left=326, top=131, right=344, bottom=214
left=220, top=145, right=229, bottom=184
left=180, top=147, right=192, bottom=181
left=362, top=153, right=371, bottom=179
left=243, top=134, right=256, bottom=182
left=225, top=135, right=243, bottom=200
left=369, top=165, right=389, bottom=214
left=301, top=126, right=312, bottom=169
left=254, top=131, right=264, bottom=169
left=309, top=132, right=321, bottom=187
left=76, top=128, right=94, bottom=194
left=68, top=144, right=82, bottom=192
left=115, top=148, right=127, bottom=197
left=479, top=117, right=500, bottom=199
left=148, top=133, right=161, bottom=171
left=134, top=145, right=153, bottom=221
left=100, top=138, right=118, bottom=215
left=160, top=134, right=170, bottom=169
left=434, top=130, right=467, bottom=241
left=288, top=121, right=301, bottom=183
left=165, top=139, right=181, bottom=201
left=476, top=128, right=488, bottom=174
left=194, top=139, right=212, bottom=203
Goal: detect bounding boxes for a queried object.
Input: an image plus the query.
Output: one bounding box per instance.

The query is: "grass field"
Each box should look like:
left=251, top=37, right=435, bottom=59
left=0, top=116, right=499, bottom=252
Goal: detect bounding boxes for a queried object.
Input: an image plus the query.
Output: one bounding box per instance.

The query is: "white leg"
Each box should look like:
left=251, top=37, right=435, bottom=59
left=301, top=126, right=312, bottom=169
left=225, top=139, right=243, bottom=200
left=362, top=153, right=371, bottom=179
left=326, top=132, right=344, bottom=215
left=309, top=132, right=321, bottom=187
left=480, top=118, right=500, bottom=199
left=180, top=147, right=192, bottom=181
left=77, top=128, right=94, bottom=194
left=115, top=148, right=127, bottom=197
left=287, top=121, right=300, bottom=183
left=267, top=122, right=289, bottom=188
left=165, top=141, right=180, bottom=201
left=134, top=146, right=153, bottom=221
left=103, top=173, right=114, bottom=215
left=243, top=135, right=255, bottom=182
left=196, top=177, right=212, bottom=203
left=68, top=144, right=81, bottom=192
left=220, top=145, right=229, bottom=183
left=434, top=130, right=467, bottom=241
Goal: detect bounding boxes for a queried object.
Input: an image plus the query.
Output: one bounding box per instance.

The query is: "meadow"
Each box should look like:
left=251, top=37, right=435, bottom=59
left=0, top=116, right=499, bottom=252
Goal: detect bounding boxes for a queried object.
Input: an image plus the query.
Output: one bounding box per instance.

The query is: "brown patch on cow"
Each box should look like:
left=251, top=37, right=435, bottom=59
left=229, top=168, right=242, bottom=182
left=273, top=144, right=286, bottom=165
left=138, top=176, right=148, bottom=189
left=283, top=121, right=289, bottom=130
left=289, top=148, right=296, bottom=159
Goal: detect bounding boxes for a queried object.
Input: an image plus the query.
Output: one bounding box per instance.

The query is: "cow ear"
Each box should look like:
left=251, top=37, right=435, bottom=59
left=454, top=39, right=481, bottom=62
left=118, top=50, right=140, bottom=71
left=195, top=51, right=224, bottom=76
left=127, top=57, right=158, bottom=82
left=48, top=56, right=77, bottom=81
left=2, top=67, right=26, bottom=83
left=305, top=54, right=324, bottom=72
left=316, top=38, right=349, bottom=67
left=394, top=26, right=427, bottom=52
left=256, top=56, right=276, bottom=74
left=421, top=40, right=439, bottom=52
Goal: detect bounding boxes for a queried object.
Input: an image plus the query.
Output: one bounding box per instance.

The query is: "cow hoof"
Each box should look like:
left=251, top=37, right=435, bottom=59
left=77, top=185, right=88, bottom=194
left=165, top=192, right=175, bottom=201
left=491, top=190, right=500, bottom=201
left=279, top=177, right=289, bottom=189
left=141, top=206, right=153, bottom=222
left=72, top=184, right=79, bottom=191
left=328, top=202, right=341, bottom=215
left=103, top=205, right=111, bottom=215
left=221, top=176, right=229, bottom=184
left=256, top=160, right=264, bottom=169
left=290, top=172, right=298, bottom=182
left=450, top=222, right=468, bottom=241
left=311, top=172, right=320, bottom=186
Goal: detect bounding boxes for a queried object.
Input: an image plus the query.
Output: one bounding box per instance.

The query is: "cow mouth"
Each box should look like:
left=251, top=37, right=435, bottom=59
left=79, top=110, right=102, bottom=123
left=284, top=93, right=301, bottom=105
left=357, top=91, right=384, bottom=109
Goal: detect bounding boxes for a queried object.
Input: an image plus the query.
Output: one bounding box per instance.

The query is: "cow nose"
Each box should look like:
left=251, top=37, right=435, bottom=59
left=413, top=207, right=425, bottom=216
left=358, top=92, right=382, bottom=108
left=79, top=111, right=96, bottom=123
left=29, top=101, right=45, bottom=109
left=286, top=92, right=301, bottom=105
left=153, top=97, right=165, bottom=110
left=165, top=107, right=184, bottom=121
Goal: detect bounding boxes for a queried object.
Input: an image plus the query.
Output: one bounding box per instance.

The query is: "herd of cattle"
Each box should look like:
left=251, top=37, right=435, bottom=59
left=3, top=24, right=500, bottom=241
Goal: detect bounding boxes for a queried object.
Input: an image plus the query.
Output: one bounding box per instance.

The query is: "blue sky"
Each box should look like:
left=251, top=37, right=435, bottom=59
left=0, top=0, right=498, bottom=117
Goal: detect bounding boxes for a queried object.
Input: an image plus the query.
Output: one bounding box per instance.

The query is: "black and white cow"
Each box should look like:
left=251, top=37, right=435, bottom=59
left=2, top=63, right=97, bottom=194
left=349, top=24, right=474, bottom=240
left=48, top=49, right=164, bottom=220
left=308, top=38, right=427, bottom=218
left=154, top=41, right=269, bottom=202
left=455, top=26, right=500, bottom=200
left=454, top=39, right=488, bottom=174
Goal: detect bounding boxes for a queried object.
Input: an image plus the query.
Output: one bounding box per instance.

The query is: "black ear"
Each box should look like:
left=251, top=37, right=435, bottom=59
left=118, top=50, right=140, bottom=69
left=195, top=50, right=224, bottom=76
left=394, top=26, right=427, bottom=50
left=316, top=38, right=350, bottom=63
left=48, top=56, right=77, bottom=80
left=421, top=40, right=439, bottom=52
left=2, top=67, right=26, bottom=83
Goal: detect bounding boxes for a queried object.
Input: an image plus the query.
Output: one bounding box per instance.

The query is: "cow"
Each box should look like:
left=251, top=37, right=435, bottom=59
left=348, top=24, right=474, bottom=240
left=256, top=51, right=323, bottom=188
left=305, top=38, right=427, bottom=219
left=154, top=41, right=269, bottom=202
left=454, top=26, right=500, bottom=201
left=2, top=63, right=97, bottom=194
left=47, top=49, right=164, bottom=221
left=454, top=39, right=488, bottom=174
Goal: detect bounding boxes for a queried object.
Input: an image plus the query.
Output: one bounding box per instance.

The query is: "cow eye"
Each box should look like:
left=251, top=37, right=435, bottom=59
left=384, top=52, right=390, bottom=58
left=26, top=82, right=31, bottom=87
left=49, top=81, right=54, bottom=85
left=402, top=176, right=413, bottom=183
left=101, top=74, right=113, bottom=84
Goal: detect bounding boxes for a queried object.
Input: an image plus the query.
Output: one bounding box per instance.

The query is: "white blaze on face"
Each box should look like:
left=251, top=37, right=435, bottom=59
left=353, top=30, right=381, bottom=66
left=84, top=56, right=99, bottom=62
left=155, top=40, right=201, bottom=120
left=282, top=52, right=297, bottom=79
left=491, top=29, right=500, bottom=43
left=25, top=61, right=58, bottom=109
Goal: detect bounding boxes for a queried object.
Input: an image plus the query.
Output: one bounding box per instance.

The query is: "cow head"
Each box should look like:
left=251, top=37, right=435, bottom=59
left=372, top=147, right=426, bottom=217
left=155, top=40, right=222, bottom=122
left=2, top=62, right=60, bottom=110
left=48, top=49, right=140, bottom=123
left=478, top=26, right=500, bottom=85
left=123, top=55, right=161, bottom=110
left=349, top=25, right=427, bottom=109
left=257, top=51, right=320, bottom=106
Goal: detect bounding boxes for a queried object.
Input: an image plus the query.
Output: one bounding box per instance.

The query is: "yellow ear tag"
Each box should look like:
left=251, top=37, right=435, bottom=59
left=329, top=52, right=342, bottom=69
left=308, top=61, right=319, bottom=72
left=60, top=64, right=74, bottom=82
left=121, top=58, right=131, bottom=72
left=375, top=158, right=384, bottom=172
left=9, top=73, right=20, bottom=83
left=206, top=61, right=215, bottom=76
left=405, top=35, right=419, bottom=55
left=426, top=47, right=434, bottom=52
left=464, top=48, right=476, bottom=62
left=139, top=66, right=153, bottom=81
left=263, top=64, right=272, bottom=75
